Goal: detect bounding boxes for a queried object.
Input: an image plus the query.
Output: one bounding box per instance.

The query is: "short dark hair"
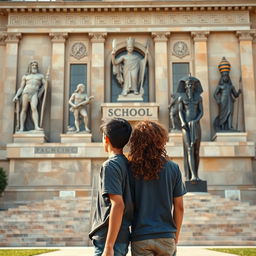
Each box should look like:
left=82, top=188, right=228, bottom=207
left=100, top=118, right=132, bottom=149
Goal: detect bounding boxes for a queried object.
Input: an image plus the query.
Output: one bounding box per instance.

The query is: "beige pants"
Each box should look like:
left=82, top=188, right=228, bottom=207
left=131, top=237, right=176, bottom=256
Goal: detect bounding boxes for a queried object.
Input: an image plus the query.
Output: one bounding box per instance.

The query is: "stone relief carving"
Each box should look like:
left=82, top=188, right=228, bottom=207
left=8, top=12, right=249, bottom=28
left=172, top=41, right=189, bottom=58
left=68, top=84, right=94, bottom=133
left=70, top=42, right=87, bottom=60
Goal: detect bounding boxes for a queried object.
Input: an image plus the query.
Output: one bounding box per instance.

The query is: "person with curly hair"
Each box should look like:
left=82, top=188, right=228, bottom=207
left=129, top=120, right=186, bottom=256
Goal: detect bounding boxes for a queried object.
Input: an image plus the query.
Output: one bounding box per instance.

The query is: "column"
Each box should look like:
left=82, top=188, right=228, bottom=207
left=192, top=31, right=211, bottom=140
left=49, top=32, right=68, bottom=142
left=152, top=32, right=170, bottom=130
left=236, top=31, right=256, bottom=141
left=1, top=33, right=21, bottom=145
left=89, top=33, right=107, bottom=142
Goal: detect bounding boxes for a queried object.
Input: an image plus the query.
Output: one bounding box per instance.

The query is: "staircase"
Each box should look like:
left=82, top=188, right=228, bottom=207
left=0, top=193, right=256, bottom=246
left=180, top=193, right=256, bottom=246
left=0, top=197, right=92, bottom=246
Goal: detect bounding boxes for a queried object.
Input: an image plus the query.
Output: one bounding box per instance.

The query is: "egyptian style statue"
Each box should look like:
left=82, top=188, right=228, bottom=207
left=68, top=83, right=94, bottom=133
left=169, top=93, right=181, bottom=131
left=178, top=75, right=203, bottom=181
left=111, top=37, right=148, bottom=96
left=13, top=61, right=48, bottom=132
left=213, top=57, right=242, bottom=132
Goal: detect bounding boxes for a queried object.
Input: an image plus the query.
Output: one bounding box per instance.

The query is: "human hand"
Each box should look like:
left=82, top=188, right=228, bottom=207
left=13, top=96, right=18, bottom=102
left=238, top=89, right=242, bottom=95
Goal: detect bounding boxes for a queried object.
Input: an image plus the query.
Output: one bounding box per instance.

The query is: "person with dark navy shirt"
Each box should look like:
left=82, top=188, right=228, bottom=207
left=128, top=120, right=186, bottom=256
left=89, top=118, right=133, bottom=256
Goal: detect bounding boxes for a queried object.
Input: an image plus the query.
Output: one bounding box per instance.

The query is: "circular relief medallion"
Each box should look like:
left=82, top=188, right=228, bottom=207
left=71, top=42, right=87, bottom=60
left=172, top=41, right=189, bottom=59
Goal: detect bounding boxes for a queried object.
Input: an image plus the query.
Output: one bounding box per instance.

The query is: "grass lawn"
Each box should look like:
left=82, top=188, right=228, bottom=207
left=208, top=248, right=256, bottom=256
left=0, top=249, right=58, bottom=256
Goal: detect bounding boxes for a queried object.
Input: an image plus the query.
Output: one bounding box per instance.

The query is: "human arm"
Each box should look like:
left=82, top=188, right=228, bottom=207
left=214, top=86, right=221, bottom=104
left=76, top=96, right=94, bottom=107
left=194, top=97, right=204, bottom=123
left=13, top=75, right=26, bottom=102
left=178, top=97, right=187, bottom=129
left=173, top=196, right=184, bottom=244
left=68, top=94, right=77, bottom=108
left=231, top=86, right=242, bottom=98
left=38, top=77, right=46, bottom=99
left=102, top=194, right=125, bottom=256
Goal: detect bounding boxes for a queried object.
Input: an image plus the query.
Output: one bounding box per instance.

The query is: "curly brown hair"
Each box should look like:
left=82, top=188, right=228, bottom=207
left=128, top=120, right=168, bottom=180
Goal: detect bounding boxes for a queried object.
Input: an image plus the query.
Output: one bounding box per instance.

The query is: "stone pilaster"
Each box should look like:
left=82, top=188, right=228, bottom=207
left=49, top=32, right=68, bottom=142
left=0, top=32, right=7, bottom=147
left=152, top=32, right=170, bottom=130
left=236, top=30, right=256, bottom=141
left=89, top=32, right=107, bottom=141
left=1, top=33, right=21, bottom=145
left=192, top=31, right=211, bottom=140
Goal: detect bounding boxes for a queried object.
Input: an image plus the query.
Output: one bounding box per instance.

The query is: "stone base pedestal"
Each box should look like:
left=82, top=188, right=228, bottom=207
left=117, top=93, right=143, bottom=102
left=168, top=131, right=182, bottom=144
left=13, top=131, right=46, bottom=143
left=185, top=180, right=208, bottom=192
left=60, top=133, right=92, bottom=143
left=212, top=132, right=247, bottom=142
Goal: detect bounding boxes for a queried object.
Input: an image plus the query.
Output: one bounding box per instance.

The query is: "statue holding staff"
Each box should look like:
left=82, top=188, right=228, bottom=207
left=178, top=75, right=203, bottom=181
left=13, top=61, right=48, bottom=132
left=213, top=57, right=242, bottom=132
left=111, top=37, right=148, bottom=96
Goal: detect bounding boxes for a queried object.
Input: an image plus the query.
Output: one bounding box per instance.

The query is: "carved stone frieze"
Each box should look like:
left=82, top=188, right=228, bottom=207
left=49, top=32, right=68, bottom=43
left=152, top=32, right=170, bottom=42
left=5, top=32, right=22, bottom=43
left=236, top=30, right=255, bottom=41
left=89, top=32, right=107, bottom=43
left=70, top=42, right=87, bottom=59
left=191, top=31, right=209, bottom=42
left=8, top=11, right=250, bottom=28
left=172, top=41, right=189, bottom=58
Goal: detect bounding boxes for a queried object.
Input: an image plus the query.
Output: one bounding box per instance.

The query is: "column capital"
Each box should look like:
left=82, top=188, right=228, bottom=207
left=152, top=32, right=170, bottom=42
left=191, top=31, right=209, bottom=42
left=49, top=32, right=68, bottom=43
left=89, top=32, right=107, bottom=43
left=236, top=30, right=256, bottom=41
left=0, top=32, right=7, bottom=46
left=5, top=32, right=22, bottom=44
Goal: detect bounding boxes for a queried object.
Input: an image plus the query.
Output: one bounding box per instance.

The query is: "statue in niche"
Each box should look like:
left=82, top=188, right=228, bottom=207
left=13, top=61, right=48, bottom=132
left=213, top=57, right=242, bottom=132
left=178, top=75, right=203, bottom=181
left=68, top=83, right=94, bottom=133
left=111, top=37, right=148, bottom=97
left=169, top=93, right=181, bottom=131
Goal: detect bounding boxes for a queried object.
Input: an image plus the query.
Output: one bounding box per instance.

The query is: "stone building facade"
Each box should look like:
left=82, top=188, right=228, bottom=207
left=0, top=0, right=256, bottom=207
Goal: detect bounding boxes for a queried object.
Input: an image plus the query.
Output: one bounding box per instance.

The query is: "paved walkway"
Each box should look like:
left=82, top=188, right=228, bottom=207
left=3, top=246, right=256, bottom=256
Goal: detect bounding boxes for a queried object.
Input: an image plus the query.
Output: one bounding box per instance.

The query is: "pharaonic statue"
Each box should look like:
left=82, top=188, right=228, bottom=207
left=68, top=83, right=94, bottom=133
left=13, top=61, right=48, bottom=132
left=111, top=37, right=148, bottom=96
left=178, top=75, right=203, bottom=181
left=169, top=93, right=181, bottom=131
left=213, top=57, right=242, bottom=132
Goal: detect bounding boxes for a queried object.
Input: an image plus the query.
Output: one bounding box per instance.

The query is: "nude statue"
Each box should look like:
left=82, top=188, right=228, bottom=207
left=178, top=76, right=203, bottom=181
left=111, top=37, right=148, bottom=96
left=68, top=83, right=94, bottom=133
left=13, top=61, right=46, bottom=132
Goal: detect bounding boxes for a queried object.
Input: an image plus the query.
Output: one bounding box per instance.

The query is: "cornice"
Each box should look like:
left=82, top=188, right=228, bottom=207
left=0, top=1, right=255, bottom=15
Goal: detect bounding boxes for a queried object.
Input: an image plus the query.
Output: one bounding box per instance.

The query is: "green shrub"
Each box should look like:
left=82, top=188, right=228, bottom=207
left=0, top=167, right=7, bottom=195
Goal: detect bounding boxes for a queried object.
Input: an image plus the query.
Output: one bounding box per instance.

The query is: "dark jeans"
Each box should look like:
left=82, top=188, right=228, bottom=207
left=93, top=239, right=129, bottom=256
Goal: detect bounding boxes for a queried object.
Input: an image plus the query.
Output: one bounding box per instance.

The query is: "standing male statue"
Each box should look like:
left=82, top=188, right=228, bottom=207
left=13, top=61, right=47, bottom=132
left=213, top=57, right=242, bottom=131
left=169, top=93, right=181, bottom=131
left=178, top=75, right=203, bottom=181
left=111, top=37, right=148, bottom=96
left=68, top=83, right=94, bottom=133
